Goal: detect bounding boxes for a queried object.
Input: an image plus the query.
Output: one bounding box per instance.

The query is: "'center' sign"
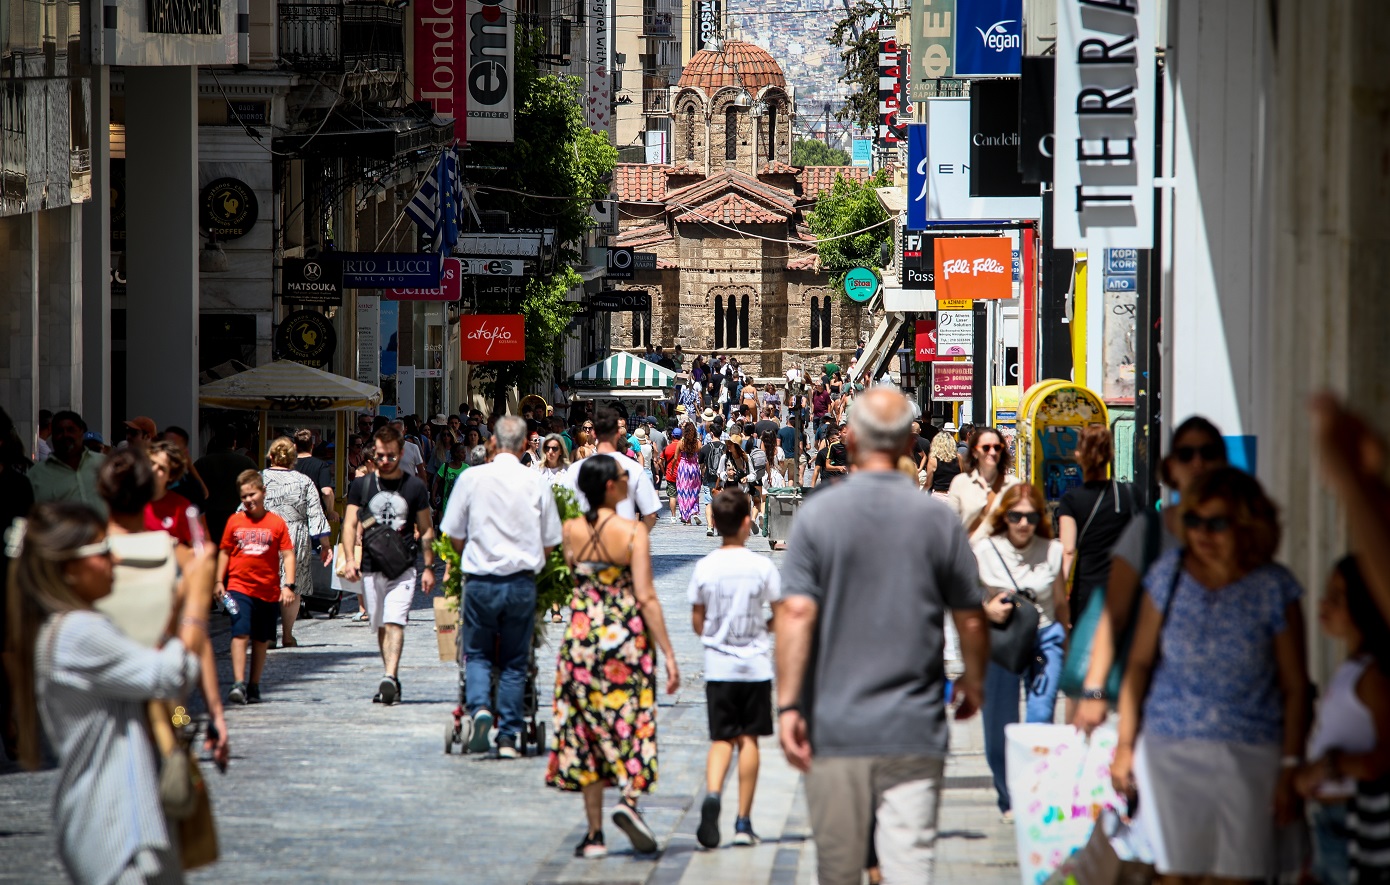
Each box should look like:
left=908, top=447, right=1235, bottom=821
left=934, top=237, right=1013, bottom=300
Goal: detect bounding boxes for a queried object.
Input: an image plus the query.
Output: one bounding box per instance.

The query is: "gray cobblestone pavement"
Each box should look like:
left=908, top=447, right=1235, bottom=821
left=0, top=512, right=1019, bottom=884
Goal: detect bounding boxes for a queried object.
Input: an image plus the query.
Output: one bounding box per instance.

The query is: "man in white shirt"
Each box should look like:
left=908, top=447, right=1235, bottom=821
left=390, top=420, right=427, bottom=481
left=440, top=415, right=562, bottom=758
left=564, top=407, right=661, bottom=527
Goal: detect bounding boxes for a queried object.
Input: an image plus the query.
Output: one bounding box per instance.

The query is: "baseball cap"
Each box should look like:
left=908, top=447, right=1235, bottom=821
left=645, top=416, right=658, bottom=425
left=124, top=416, right=157, bottom=438
left=83, top=431, right=104, bottom=444
left=671, top=427, right=682, bottom=439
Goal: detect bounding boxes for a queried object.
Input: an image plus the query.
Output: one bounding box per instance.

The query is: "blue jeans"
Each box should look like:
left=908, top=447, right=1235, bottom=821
left=462, top=573, right=536, bottom=740
left=1309, top=800, right=1350, bottom=885
left=982, top=620, right=1067, bottom=812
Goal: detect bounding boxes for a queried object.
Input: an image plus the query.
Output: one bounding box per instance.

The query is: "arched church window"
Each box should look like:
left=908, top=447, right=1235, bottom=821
left=767, top=103, right=777, bottom=160
left=685, top=107, right=696, bottom=161
left=714, top=295, right=725, bottom=349
left=820, top=295, right=832, bottom=347
left=725, top=292, right=738, bottom=347
left=739, top=295, right=750, bottom=348
left=810, top=296, right=821, bottom=348
left=725, top=107, right=737, bottom=161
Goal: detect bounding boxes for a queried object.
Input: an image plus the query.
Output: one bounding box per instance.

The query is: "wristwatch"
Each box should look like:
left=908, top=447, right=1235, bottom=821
left=284, top=582, right=297, bottom=591
left=1080, top=687, right=1108, bottom=701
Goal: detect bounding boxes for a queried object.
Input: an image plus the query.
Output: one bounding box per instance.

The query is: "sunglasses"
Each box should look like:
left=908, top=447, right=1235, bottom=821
left=977, top=444, right=1004, bottom=454
left=373, top=452, right=400, bottom=462
left=1182, top=512, right=1231, bottom=533
left=1174, top=443, right=1224, bottom=463
left=1004, top=510, right=1041, bottom=526
left=65, top=539, right=112, bottom=560
left=544, top=445, right=561, bottom=453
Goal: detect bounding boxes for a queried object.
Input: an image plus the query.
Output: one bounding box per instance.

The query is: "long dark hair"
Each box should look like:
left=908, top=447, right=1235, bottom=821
left=964, top=426, right=1009, bottom=478
left=680, top=422, right=700, bottom=456
left=576, top=454, right=621, bottom=524
left=1337, top=555, right=1390, bottom=674
left=0, top=406, right=29, bottom=472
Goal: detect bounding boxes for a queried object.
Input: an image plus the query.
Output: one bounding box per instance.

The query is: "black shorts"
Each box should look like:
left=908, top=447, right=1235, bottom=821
left=705, top=680, right=774, bottom=741
left=227, top=591, right=278, bottom=643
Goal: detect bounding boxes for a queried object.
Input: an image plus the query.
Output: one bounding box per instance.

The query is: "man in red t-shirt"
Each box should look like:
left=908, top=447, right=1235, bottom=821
left=215, top=470, right=295, bottom=704
left=663, top=428, right=683, bottom=520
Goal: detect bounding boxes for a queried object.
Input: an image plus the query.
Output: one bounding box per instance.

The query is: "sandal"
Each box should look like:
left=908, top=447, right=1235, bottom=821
left=281, top=636, right=299, bottom=648
left=353, top=611, right=369, bottom=622
left=551, top=613, right=564, bottom=624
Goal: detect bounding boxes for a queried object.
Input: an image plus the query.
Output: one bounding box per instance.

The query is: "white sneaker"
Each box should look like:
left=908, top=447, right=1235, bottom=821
left=612, top=802, right=658, bottom=854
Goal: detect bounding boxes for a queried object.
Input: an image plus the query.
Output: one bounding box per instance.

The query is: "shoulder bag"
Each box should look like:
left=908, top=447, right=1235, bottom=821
left=359, top=474, right=415, bottom=579
left=986, top=540, right=1043, bottom=674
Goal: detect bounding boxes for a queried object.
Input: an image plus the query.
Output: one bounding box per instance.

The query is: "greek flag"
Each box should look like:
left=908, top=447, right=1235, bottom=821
left=404, top=147, right=463, bottom=253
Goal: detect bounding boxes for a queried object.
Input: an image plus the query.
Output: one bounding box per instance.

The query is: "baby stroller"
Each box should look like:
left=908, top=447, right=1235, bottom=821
left=444, top=628, right=547, bottom=757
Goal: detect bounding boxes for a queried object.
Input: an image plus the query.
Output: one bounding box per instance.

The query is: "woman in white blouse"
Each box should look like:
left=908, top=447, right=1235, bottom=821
left=972, top=482, right=1067, bottom=821
left=948, top=426, right=1020, bottom=542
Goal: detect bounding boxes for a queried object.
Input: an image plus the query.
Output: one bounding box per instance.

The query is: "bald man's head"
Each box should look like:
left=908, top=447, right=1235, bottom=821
left=847, top=388, right=915, bottom=457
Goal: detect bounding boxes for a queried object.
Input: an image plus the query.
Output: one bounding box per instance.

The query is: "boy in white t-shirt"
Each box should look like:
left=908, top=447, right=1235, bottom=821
left=687, top=488, right=783, bottom=850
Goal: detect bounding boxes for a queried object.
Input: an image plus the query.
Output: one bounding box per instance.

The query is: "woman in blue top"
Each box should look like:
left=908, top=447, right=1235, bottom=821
left=1112, top=467, right=1309, bottom=883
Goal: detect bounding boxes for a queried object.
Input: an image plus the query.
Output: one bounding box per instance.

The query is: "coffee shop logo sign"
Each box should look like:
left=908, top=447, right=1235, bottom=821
left=265, top=395, right=340, bottom=412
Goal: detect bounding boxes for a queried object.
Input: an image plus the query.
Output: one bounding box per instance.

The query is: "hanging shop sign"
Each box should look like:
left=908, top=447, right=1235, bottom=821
left=932, top=362, right=974, bottom=401
left=911, top=0, right=956, bottom=81
left=692, top=0, right=721, bottom=52
left=915, top=319, right=937, bottom=361
left=456, top=257, right=523, bottom=276
left=465, top=0, right=515, bottom=142
left=281, top=257, right=344, bottom=306
left=460, top=313, right=525, bottom=362
left=275, top=310, right=336, bottom=369
left=934, top=236, right=1013, bottom=300
left=936, top=310, right=974, bottom=357
left=926, top=98, right=1042, bottom=220
left=585, top=0, right=612, bottom=134
left=606, top=247, right=634, bottom=280
left=357, top=296, right=380, bottom=388
left=633, top=252, right=658, bottom=270
left=937, top=298, right=971, bottom=310
left=386, top=258, right=463, bottom=301
left=200, top=177, right=258, bottom=240
left=954, top=0, right=1022, bottom=77
left=591, top=290, right=651, bottom=311
left=852, top=138, right=873, bottom=167
left=907, top=123, right=928, bottom=229
left=902, top=230, right=939, bottom=290
left=336, top=252, right=442, bottom=288
left=844, top=267, right=880, bottom=303
left=878, top=30, right=908, bottom=144
left=1019, top=56, right=1055, bottom=184
left=969, top=78, right=1033, bottom=198
left=456, top=234, right=542, bottom=257
left=1053, top=0, right=1156, bottom=249
left=415, top=0, right=467, bottom=139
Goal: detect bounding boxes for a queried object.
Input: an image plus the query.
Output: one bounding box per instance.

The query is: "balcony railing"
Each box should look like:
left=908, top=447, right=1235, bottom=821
left=642, top=12, right=673, bottom=35
left=278, top=2, right=405, bottom=73
left=643, top=89, right=669, bottom=115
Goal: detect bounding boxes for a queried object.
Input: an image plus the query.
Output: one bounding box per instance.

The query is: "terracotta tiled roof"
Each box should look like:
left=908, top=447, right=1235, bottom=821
left=793, top=224, right=818, bottom=242
left=675, top=192, right=789, bottom=224
left=760, top=160, right=799, bottom=175
left=613, top=222, right=673, bottom=248
left=614, top=164, right=672, bottom=203
left=799, top=165, right=872, bottom=199
left=788, top=254, right=819, bottom=270
left=666, top=169, right=797, bottom=216
left=677, top=41, right=787, bottom=94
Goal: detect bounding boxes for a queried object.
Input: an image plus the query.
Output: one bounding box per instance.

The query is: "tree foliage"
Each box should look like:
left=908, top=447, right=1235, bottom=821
left=805, top=168, right=892, bottom=296
left=465, top=27, right=617, bottom=409
left=792, top=137, right=852, bottom=167
left=828, top=1, right=895, bottom=134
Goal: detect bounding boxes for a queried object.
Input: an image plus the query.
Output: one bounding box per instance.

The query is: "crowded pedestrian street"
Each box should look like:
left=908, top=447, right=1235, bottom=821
left=0, top=518, right=1018, bottom=885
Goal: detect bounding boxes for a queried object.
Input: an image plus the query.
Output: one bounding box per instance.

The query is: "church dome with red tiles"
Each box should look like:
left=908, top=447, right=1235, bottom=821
left=677, top=41, right=787, bottom=95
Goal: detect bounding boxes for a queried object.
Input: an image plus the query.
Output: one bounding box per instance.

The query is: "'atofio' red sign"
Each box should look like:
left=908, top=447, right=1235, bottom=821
left=460, top=314, right=525, bottom=362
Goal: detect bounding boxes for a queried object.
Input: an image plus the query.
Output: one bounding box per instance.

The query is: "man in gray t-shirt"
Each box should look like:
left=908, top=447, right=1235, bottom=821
left=776, top=388, right=989, bottom=885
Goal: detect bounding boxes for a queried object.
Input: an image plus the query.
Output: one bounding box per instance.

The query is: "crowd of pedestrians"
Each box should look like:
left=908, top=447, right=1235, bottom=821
left=5, top=368, right=1390, bottom=885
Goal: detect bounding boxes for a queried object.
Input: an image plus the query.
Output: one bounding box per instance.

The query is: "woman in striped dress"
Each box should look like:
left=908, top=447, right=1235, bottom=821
left=9, top=502, right=216, bottom=884
left=675, top=423, right=703, bottom=524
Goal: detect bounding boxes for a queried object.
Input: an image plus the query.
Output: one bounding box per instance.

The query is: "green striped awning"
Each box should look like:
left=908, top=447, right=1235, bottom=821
left=572, top=353, right=676, bottom=388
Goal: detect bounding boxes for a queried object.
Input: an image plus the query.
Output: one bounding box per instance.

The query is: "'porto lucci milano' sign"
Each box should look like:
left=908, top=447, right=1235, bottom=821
left=335, top=252, right=442, bottom=288
left=954, top=0, right=1023, bottom=77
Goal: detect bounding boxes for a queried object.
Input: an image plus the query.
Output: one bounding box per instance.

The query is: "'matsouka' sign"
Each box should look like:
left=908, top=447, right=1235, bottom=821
left=934, top=236, right=1012, bottom=300
left=460, top=314, right=525, bottom=362
left=415, top=0, right=466, bottom=140
left=1053, top=0, right=1155, bottom=249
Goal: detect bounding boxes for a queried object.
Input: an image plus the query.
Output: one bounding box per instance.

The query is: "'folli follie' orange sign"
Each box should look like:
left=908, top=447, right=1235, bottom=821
left=934, top=236, right=1013, bottom=300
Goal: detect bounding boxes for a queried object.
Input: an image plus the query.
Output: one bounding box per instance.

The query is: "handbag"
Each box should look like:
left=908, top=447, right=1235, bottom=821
left=148, top=700, right=219, bottom=870
left=1060, top=508, right=1161, bottom=699
left=986, top=540, right=1043, bottom=674
left=359, top=474, right=415, bottom=579
left=1066, top=808, right=1156, bottom=884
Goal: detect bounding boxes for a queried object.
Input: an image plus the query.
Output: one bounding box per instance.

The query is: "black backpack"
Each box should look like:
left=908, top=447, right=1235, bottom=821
left=701, top=440, right=725, bottom=484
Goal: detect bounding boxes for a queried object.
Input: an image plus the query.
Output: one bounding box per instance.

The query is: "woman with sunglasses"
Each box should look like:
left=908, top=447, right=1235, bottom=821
left=1111, top=468, right=1309, bottom=884
left=9, top=502, right=216, bottom=884
left=948, top=426, right=1019, bottom=541
left=1072, top=417, right=1229, bottom=734
left=536, top=433, right=570, bottom=482
left=973, top=483, right=1067, bottom=820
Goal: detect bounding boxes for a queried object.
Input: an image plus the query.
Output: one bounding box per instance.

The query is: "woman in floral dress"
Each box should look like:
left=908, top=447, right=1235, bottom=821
left=675, top=422, right=703, bottom=525
left=547, top=454, right=681, bottom=859
left=261, top=437, right=331, bottom=647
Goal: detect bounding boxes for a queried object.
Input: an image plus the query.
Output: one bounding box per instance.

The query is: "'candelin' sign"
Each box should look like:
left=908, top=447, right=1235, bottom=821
left=415, top=0, right=466, bottom=140
left=934, top=236, right=1012, bottom=300
left=1053, top=0, right=1156, bottom=249
left=460, top=314, right=525, bottom=362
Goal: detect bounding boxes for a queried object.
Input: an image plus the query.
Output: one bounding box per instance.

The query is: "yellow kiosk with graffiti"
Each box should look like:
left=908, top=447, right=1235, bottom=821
left=1016, top=380, right=1109, bottom=518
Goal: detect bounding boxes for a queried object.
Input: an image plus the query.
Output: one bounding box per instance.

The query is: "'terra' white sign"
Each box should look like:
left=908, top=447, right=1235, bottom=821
left=1053, top=0, right=1156, bottom=249
left=926, top=99, right=1042, bottom=221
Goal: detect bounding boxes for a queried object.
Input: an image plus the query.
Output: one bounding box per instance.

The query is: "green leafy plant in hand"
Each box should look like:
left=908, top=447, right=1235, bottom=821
left=534, top=484, right=583, bottom=643
left=432, top=534, right=463, bottom=602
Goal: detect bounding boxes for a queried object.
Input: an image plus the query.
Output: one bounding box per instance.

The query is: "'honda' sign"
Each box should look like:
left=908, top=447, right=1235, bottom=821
left=460, top=314, right=525, bottom=362
left=415, top=0, right=466, bottom=141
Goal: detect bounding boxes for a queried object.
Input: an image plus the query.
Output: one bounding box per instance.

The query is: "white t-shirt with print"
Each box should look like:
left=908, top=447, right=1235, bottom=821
left=686, top=547, right=782, bottom=682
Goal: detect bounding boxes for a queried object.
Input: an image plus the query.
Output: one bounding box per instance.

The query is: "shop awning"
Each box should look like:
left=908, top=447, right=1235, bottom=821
left=199, top=360, right=382, bottom=411
left=849, top=313, right=906, bottom=384
left=571, top=353, right=676, bottom=389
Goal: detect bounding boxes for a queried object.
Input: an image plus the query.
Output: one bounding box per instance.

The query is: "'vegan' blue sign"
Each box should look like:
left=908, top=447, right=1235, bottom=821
left=954, top=0, right=1023, bottom=77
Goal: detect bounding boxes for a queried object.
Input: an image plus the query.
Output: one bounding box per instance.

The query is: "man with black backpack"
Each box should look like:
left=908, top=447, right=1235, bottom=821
left=340, top=425, right=436, bottom=705
left=699, top=426, right=726, bottom=530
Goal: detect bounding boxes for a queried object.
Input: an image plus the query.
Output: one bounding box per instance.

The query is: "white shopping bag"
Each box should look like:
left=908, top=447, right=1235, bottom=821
left=1004, top=723, right=1128, bottom=885
left=327, top=547, right=363, bottom=596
